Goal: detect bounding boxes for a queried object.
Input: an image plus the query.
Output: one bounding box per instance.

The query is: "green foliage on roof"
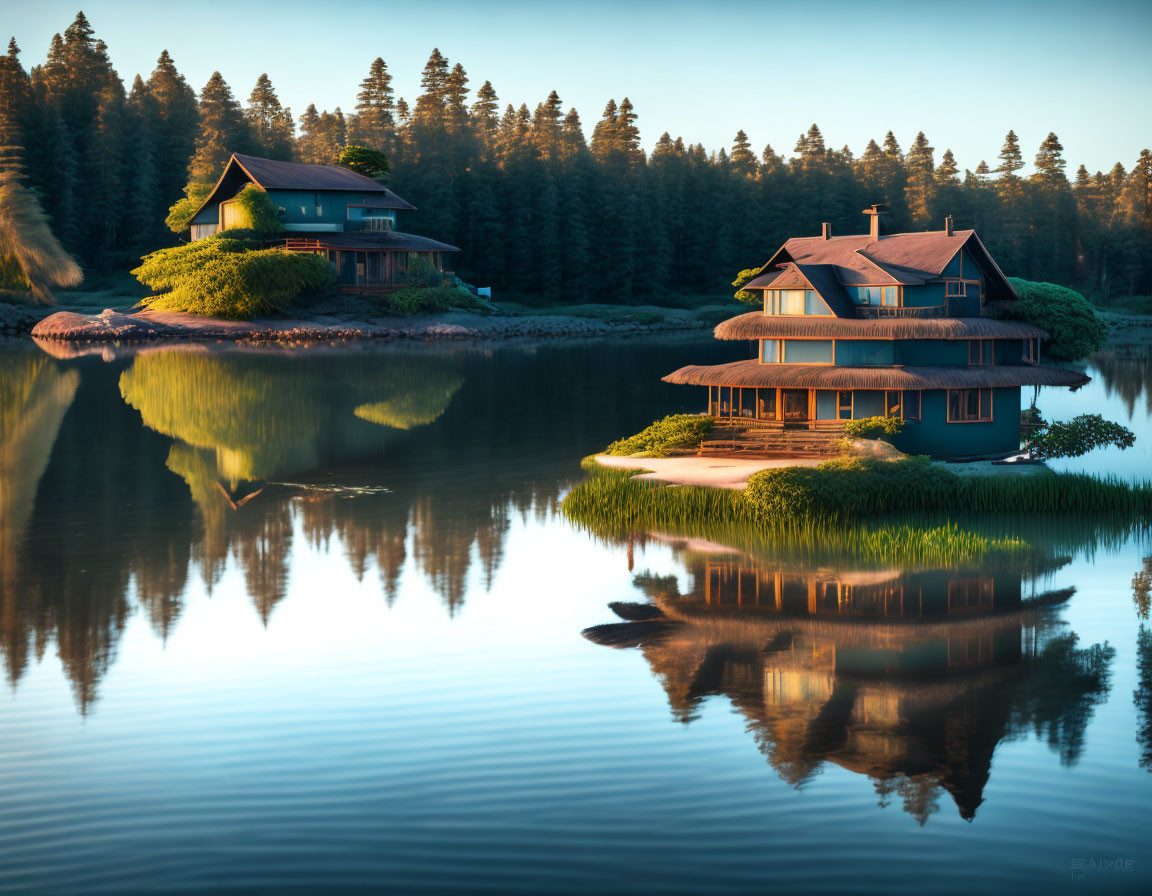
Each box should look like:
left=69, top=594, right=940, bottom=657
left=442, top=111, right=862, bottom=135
left=1006, top=277, right=1105, bottom=361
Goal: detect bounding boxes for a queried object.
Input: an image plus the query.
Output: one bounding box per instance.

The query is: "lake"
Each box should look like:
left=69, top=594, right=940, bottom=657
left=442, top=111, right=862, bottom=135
left=1, top=333, right=1150, bottom=894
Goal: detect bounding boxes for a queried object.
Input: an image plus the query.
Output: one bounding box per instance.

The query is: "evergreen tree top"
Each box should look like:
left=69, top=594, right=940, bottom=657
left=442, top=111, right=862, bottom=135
left=7, top=38, right=19, bottom=58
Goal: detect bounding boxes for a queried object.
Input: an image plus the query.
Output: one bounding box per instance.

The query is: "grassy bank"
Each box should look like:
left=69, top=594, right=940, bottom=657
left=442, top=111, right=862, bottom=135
left=561, top=456, right=1152, bottom=568
left=562, top=461, right=1031, bottom=567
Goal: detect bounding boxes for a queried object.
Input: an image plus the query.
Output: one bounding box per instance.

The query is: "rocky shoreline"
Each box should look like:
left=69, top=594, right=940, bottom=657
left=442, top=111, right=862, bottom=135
left=11, top=304, right=719, bottom=346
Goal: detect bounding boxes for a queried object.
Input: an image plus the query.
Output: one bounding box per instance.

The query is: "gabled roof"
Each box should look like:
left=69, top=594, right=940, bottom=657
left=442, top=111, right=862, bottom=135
left=189, top=153, right=415, bottom=225
left=754, top=227, right=1017, bottom=303
left=744, top=262, right=855, bottom=317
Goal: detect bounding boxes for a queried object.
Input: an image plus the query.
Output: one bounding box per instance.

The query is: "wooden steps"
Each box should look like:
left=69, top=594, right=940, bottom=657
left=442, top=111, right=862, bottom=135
left=698, top=424, right=845, bottom=458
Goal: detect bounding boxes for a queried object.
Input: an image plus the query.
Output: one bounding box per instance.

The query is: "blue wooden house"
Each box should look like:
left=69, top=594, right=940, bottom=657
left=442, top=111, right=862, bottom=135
left=188, top=153, right=459, bottom=289
left=664, top=206, right=1089, bottom=459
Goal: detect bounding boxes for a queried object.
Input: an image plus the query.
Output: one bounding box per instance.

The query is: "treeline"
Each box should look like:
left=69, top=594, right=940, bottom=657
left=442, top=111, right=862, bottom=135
left=1, top=11, right=1151, bottom=300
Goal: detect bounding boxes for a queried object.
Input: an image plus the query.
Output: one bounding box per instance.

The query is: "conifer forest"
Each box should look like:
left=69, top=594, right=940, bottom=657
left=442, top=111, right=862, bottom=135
left=1, top=11, right=1150, bottom=301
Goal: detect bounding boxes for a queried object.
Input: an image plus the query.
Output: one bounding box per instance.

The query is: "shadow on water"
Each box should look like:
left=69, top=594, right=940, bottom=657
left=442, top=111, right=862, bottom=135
left=584, top=532, right=1119, bottom=824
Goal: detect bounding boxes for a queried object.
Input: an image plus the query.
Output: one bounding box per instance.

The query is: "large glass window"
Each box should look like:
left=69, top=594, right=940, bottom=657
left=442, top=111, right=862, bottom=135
left=882, top=286, right=900, bottom=307
left=947, top=388, right=993, bottom=422
left=784, top=340, right=835, bottom=364
left=766, top=289, right=825, bottom=315
left=884, top=391, right=903, bottom=417
left=837, top=391, right=853, bottom=420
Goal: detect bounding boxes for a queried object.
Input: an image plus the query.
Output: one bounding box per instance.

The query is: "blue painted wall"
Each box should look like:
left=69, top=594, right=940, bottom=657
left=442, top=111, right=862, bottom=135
left=894, top=387, right=1021, bottom=457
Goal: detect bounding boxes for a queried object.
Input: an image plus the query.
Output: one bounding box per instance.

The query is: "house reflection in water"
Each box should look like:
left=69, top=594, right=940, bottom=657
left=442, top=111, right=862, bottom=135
left=585, top=544, right=1113, bottom=823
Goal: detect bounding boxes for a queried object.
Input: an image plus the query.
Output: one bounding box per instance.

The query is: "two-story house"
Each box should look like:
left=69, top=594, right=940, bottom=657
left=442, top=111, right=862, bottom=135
left=188, top=153, right=459, bottom=289
left=664, top=206, right=1089, bottom=459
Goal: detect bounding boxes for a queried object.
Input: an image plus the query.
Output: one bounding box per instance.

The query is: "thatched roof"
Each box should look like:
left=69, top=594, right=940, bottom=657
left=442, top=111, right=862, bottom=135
left=714, top=312, right=1049, bottom=341
left=662, top=360, right=1090, bottom=389
left=284, top=231, right=460, bottom=252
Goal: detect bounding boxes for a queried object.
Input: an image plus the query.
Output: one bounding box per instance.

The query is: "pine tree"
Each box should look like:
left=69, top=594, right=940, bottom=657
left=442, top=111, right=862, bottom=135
left=995, top=129, right=1024, bottom=177
left=413, top=48, right=450, bottom=126
left=167, top=71, right=250, bottom=232
left=1034, top=131, right=1066, bottom=182
left=471, top=80, right=499, bottom=146
left=353, top=57, right=394, bottom=151
left=246, top=74, right=294, bottom=160
left=936, top=149, right=959, bottom=184
left=730, top=129, right=755, bottom=177
left=882, top=131, right=902, bottom=161
left=615, top=97, right=642, bottom=161
left=444, top=63, right=470, bottom=131
left=145, top=51, right=198, bottom=222
left=589, top=99, right=618, bottom=162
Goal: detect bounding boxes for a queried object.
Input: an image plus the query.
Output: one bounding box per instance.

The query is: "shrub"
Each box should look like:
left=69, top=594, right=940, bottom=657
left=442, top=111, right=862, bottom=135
left=339, top=145, right=390, bottom=180
left=732, top=268, right=761, bottom=305
left=405, top=256, right=446, bottom=289
left=843, top=415, right=905, bottom=440
left=387, top=285, right=479, bottom=315
left=133, top=238, right=334, bottom=319
left=1028, top=413, right=1135, bottom=460
left=604, top=413, right=714, bottom=457
left=1006, top=277, right=1105, bottom=360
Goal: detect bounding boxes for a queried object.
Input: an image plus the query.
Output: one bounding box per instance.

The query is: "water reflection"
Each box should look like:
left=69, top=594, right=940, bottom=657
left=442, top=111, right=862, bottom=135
left=585, top=538, right=1115, bottom=823
left=2, top=337, right=729, bottom=712
left=1088, top=344, right=1152, bottom=420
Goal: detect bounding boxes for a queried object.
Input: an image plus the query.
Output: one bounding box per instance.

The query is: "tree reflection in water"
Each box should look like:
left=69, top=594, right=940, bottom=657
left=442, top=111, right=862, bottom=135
left=3, top=337, right=710, bottom=712
left=585, top=536, right=1116, bottom=823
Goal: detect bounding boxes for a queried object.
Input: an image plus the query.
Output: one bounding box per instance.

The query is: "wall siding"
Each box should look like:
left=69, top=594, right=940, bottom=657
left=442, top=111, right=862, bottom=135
left=894, top=387, right=1021, bottom=457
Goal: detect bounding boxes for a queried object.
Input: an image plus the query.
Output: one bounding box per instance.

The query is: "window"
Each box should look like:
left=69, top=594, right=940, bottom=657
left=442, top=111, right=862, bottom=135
left=947, top=388, right=993, bottom=422
left=783, top=340, right=834, bottom=364
left=757, top=388, right=777, bottom=420
left=766, top=289, right=823, bottom=315
left=882, top=286, right=900, bottom=307
left=761, top=339, right=782, bottom=363
left=946, top=279, right=966, bottom=297
left=884, top=391, right=903, bottom=417
left=904, top=391, right=921, bottom=421
left=837, top=391, right=853, bottom=420
left=314, top=193, right=323, bottom=216
left=1022, top=338, right=1039, bottom=364
left=968, top=340, right=993, bottom=365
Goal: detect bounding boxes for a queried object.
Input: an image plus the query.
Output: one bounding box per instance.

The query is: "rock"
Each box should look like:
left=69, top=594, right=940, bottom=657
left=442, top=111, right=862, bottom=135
left=31, top=310, right=178, bottom=340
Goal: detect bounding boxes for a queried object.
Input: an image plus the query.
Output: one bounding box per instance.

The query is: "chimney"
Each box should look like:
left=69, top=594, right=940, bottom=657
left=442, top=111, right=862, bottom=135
left=862, top=203, right=886, bottom=241
left=945, top=215, right=954, bottom=236
left=821, top=222, right=831, bottom=240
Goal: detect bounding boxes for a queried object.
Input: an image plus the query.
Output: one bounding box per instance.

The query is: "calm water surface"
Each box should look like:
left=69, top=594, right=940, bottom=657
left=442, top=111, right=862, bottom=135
left=1, top=334, right=1150, bottom=894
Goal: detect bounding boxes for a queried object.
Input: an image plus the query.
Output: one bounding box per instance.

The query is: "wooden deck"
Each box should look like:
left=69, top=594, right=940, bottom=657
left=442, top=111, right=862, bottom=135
left=699, top=420, right=846, bottom=458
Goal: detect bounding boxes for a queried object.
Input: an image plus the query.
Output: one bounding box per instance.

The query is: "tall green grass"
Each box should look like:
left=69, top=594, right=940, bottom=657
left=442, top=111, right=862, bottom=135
left=744, top=455, right=1152, bottom=522
left=561, top=464, right=1030, bottom=568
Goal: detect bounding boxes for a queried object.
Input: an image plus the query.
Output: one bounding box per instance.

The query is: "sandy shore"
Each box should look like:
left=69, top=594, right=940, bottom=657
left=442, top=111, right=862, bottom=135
left=593, top=454, right=821, bottom=489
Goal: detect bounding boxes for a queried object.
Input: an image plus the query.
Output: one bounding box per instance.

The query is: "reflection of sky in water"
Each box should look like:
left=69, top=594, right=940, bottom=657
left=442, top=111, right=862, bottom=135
left=1, top=338, right=1150, bottom=893
left=1038, top=347, right=1152, bottom=480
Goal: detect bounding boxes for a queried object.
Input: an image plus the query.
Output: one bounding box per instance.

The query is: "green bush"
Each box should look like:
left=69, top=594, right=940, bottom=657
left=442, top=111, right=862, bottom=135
left=405, top=256, right=446, bottom=289
left=843, top=415, right=905, bottom=440
left=1028, top=413, right=1135, bottom=460
left=339, top=145, right=390, bottom=179
left=604, top=413, right=714, bottom=457
left=133, top=237, right=334, bottom=319
left=732, top=268, right=761, bottom=305
left=1006, top=277, right=1105, bottom=360
left=386, top=285, right=480, bottom=315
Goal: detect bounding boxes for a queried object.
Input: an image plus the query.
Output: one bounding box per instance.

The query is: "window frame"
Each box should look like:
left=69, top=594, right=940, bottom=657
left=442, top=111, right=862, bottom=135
left=836, top=390, right=853, bottom=421
left=945, top=279, right=966, bottom=297
left=903, top=390, right=921, bottom=421
left=947, top=388, right=993, bottom=423
left=968, top=339, right=993, bottom=365
left=1022, top=337, right=1039, bottom=364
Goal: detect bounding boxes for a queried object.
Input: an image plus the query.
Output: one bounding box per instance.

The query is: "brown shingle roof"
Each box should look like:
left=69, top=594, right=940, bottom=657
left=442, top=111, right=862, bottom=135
left=232, top=154, right=414, bottom=206
left=756, top=228, right=1017, bottom=302
left=714, top=312, right=1049, bottom=341
left=662, top=359, right=1089, bottom=390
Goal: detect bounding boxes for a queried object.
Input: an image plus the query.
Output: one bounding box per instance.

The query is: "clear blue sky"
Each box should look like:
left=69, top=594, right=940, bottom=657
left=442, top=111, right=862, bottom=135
left=7, top=0, right=1150, bottom=174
